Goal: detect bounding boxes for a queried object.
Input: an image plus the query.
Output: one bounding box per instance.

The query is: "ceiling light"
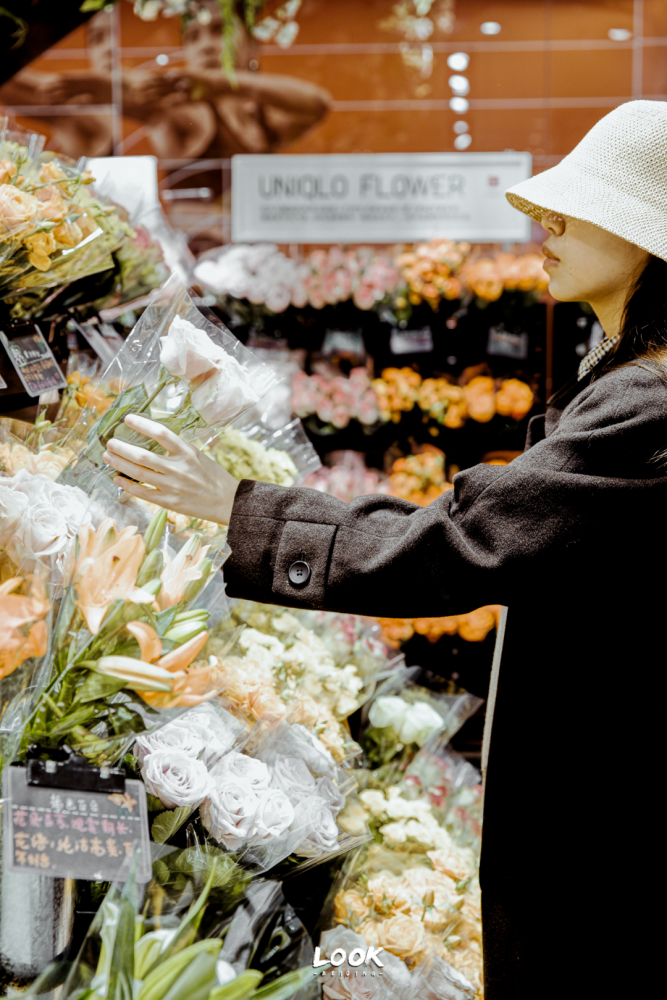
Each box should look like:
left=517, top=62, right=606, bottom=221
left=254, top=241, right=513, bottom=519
left=449, top=96, right=469, bottom=113
left=608, top=28, right=632, bottom=41
left=480, top=21, right=501, bottom=35
left=454, top=134, right=472, bottom=150
left=156, top=54, right=169, bottom=65
left=453, top=120, right=469, bottom=134
left=447, top=52, right=469, bottom=72
left=448, top=74, right=470, bottom=96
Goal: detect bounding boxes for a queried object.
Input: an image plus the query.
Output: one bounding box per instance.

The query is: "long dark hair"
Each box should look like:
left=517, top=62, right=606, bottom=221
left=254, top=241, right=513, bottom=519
left=594, top=254, right=667, bottom=380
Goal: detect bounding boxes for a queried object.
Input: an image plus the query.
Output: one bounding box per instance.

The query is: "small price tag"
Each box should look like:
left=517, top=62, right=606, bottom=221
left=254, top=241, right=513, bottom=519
left=321, top=329, right=365, bottom=358
left=487, top=326, right=529, bottom=361
left=390, top=327, right=434, bottom=355
left=0, top=326, right=67, bottom=398
left=2, top=768, right=152, bottom=883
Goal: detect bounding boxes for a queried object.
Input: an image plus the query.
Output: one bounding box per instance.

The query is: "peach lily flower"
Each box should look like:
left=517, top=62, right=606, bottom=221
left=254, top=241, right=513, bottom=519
left=157, top=535, right=211, bottom=611
left=125, top=621, right=223, bottom=708
left=70, top=518, right=151, bottom=635
left=0, top=575, right=49, bottom=681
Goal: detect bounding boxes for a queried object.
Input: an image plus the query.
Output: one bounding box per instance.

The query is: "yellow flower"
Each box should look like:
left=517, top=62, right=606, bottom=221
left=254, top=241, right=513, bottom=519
left=36, top=185, right=69, bottom=223
left=24, top=230, right=57, bottom=271
left=0, top=160, right=18, bottom=185
left=70, top=519, right=146, bottom=634
left=333, top=889, right=371, bottom=925
left=39, top=161, right=67, bottom=184
left=53, top=218, right=82, bottom=248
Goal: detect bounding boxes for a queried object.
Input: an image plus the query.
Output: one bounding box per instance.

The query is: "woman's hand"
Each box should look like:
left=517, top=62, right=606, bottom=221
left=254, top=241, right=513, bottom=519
left=102, top=414, right=239, bottom=525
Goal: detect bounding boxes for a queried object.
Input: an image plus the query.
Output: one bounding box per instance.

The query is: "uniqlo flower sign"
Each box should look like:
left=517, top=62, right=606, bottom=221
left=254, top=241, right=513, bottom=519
left=2, top=767, right=151, bottom=882
left=232, top=152, right=532, bottom=243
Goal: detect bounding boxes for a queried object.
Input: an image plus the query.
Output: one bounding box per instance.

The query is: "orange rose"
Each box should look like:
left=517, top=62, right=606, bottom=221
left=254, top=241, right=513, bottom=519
left=0, top=185, right=42, bottom=234
left=36, top=185, right=69, bottom=223
left=333, top=889, right=371, bottom=925
left=39, top=161, right=67, bottom=184
left=53, top=218, right=83, bottom=248
left=377, top=914, right=428, bottom=962
left=24, top=230, right=57, bottom=271
left=464, top=376, right=496, bottom=423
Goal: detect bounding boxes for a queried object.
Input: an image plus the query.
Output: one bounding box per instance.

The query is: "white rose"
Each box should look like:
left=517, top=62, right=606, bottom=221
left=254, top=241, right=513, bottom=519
left=398, top=703, right=444, bottom=747
left=293, top=795, right=339, bottom=858
left=17, top=500, right=69, bottom=559
left=44, top=482, right=91, bottom=536
left=359, top=789, right=387, bottom=816
left=287, top=724, right=336, bottom=777
left=271, top=755, right=317, bottom=802
left=142, top=749, right=212, bottom=809
left=264, top=285, right=291, bottom=314
left=368, top=696, right=409, bottom=732
left=190, top=359, right=260, bottom=425
left=134, top=723, right=205, bottom=767
left=160, top=315, right=228, bottom=382
left=212, top=751, right=271, bottom=792
left=0, top=483, right=28, bottom=547
left=316, top=776, right=346, bottom=816
left=238, top=629, right=285, bottom=656
left=251, top=787, right=294, bottom=843
left=200, top=780, right=258, bottom=850
left=171, top=704, right=240, bottom=768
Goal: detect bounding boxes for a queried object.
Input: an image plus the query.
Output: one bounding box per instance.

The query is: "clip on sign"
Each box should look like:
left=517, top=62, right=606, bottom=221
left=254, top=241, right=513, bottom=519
left=2, top=755, right=151, bottom=883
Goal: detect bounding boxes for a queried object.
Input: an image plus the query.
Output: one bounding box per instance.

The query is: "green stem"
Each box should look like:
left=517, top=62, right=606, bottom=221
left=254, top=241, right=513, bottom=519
left=99, top=374, right=177, bottom=447
left=43, top=695, right=64, bottom=719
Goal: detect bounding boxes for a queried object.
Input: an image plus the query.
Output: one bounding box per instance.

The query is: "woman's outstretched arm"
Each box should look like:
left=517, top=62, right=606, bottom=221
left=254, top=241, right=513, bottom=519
left=104, top=365, right=667, bottom=618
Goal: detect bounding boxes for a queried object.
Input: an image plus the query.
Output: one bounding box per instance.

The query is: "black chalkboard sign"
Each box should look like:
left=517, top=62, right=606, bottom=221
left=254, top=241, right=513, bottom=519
left=2, top=768, right=151, bottom=883
left=0, top=326, right=67, bottom=398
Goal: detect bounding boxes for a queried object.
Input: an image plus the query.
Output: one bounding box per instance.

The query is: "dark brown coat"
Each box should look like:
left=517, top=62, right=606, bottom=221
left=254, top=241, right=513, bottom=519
left=226, top=364, right=667, bottom=996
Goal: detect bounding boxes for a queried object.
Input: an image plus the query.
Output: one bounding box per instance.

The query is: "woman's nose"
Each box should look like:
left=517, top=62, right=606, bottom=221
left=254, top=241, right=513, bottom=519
left=541, top=210, right=566, bottom=236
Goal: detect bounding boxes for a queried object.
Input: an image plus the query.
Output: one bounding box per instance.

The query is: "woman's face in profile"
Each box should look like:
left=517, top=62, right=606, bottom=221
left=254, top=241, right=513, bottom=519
left=541, top=211, right=649, bottom=305
left=183, top=15, right=255, bottom=74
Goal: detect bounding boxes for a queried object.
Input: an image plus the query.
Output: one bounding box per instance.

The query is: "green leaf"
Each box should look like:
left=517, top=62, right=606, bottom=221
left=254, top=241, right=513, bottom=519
left=107, top=896, right=136, bottom=1000
left=47, top=703, right=106, bottom=737
left=53, top=584, right=77, bottom=650
left=136, top=940, right=221, bottom=1000
left=250, top=967, right=314, bottom=1000
left=209, top=970, right=263, bottom=1000
left=151, top=806, right=193, bottom=845
left=146, top=793, right=165, bottom=812
left=74, top=672, right=129, bottom=706
left=160, top=950, right=218, bottom=1000
left=146, top=866, right=216, bottom=974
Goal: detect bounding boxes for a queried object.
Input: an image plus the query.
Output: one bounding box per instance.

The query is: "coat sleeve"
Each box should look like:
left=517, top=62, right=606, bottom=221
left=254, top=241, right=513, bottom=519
left=224, top=366, right=667, bottom=617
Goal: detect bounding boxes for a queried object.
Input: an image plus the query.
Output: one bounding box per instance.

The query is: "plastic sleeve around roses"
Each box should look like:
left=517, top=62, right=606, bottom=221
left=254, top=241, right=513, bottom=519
left=361, top=668, right=483, bottom=747
left=229, top=718, right=372, bottom=876
left=58, top=274, right=283, bottom=486
left=195, top=412, right=321, bottom=486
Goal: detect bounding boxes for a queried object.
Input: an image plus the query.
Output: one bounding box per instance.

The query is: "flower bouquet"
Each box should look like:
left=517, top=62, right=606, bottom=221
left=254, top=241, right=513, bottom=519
left=10, top=505, right=232, bottom=767
left=0, top=414, right=78, bottom=481
left=360, top=669, right=482, bottom=777
left=59, top=275, right=281, bottom=508
left=131, top=707, right=371, bottom=877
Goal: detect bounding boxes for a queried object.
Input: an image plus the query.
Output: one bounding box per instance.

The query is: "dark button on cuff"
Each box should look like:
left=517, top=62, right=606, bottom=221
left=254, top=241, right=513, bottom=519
left=288, top=560, right=311, bottom=586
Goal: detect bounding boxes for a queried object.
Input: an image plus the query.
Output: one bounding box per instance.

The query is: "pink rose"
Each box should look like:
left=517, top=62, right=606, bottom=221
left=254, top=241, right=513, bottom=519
left=353, top=285, right=376, bottom=310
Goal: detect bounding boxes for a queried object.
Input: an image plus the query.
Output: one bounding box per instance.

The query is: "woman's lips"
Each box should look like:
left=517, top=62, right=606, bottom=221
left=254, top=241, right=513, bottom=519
left=543, top=256, right=560, bottom=269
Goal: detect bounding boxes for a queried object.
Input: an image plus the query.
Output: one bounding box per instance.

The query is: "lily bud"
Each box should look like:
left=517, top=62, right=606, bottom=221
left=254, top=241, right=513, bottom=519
left=172, top=608, right=210, bottom=624
left=181, top=532, right=203, bottom=559
left=92, top=655, right=175, bottom=692
left=182, top=558, right=212, bottom=604
left=163, top=620, right=207, bottom=644
left=136, top=550, right=164, bottom=588
left=143, top=509, right=168, bottom=554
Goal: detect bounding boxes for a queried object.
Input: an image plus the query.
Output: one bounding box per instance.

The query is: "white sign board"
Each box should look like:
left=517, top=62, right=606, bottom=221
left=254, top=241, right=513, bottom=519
left=232, top=152, right=532, bottom=244
left=85, top=155, right=159, bottom=219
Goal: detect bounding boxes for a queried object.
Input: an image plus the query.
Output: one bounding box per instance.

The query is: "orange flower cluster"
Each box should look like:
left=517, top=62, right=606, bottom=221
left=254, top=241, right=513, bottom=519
left=374, top=368, right=534, bottom=428
left=387, top=445, right=453, bottom=507
left=0, top=574, right=49, bottom=681
left=394, top=239, right=471, bottom=310
left=60, top=371, right=116, bottom=424
left=459, top=252, right=549, bottom=303
left=376, top=605, right=503, bottom=649
left=372, top=367, right=421, bottom=423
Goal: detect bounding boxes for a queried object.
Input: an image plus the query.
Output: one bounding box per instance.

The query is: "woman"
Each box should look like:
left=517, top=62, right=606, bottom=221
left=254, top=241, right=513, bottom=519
left=104, top=101, right=666, bottom=995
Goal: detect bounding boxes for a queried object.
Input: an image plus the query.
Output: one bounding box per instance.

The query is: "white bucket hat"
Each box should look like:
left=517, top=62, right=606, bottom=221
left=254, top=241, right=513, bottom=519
left=506, top=99, right=667, bottom=262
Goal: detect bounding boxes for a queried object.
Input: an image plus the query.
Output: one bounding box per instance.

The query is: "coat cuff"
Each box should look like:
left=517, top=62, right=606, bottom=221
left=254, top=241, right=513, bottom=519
left=224, top=479, right=337, bottom=608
